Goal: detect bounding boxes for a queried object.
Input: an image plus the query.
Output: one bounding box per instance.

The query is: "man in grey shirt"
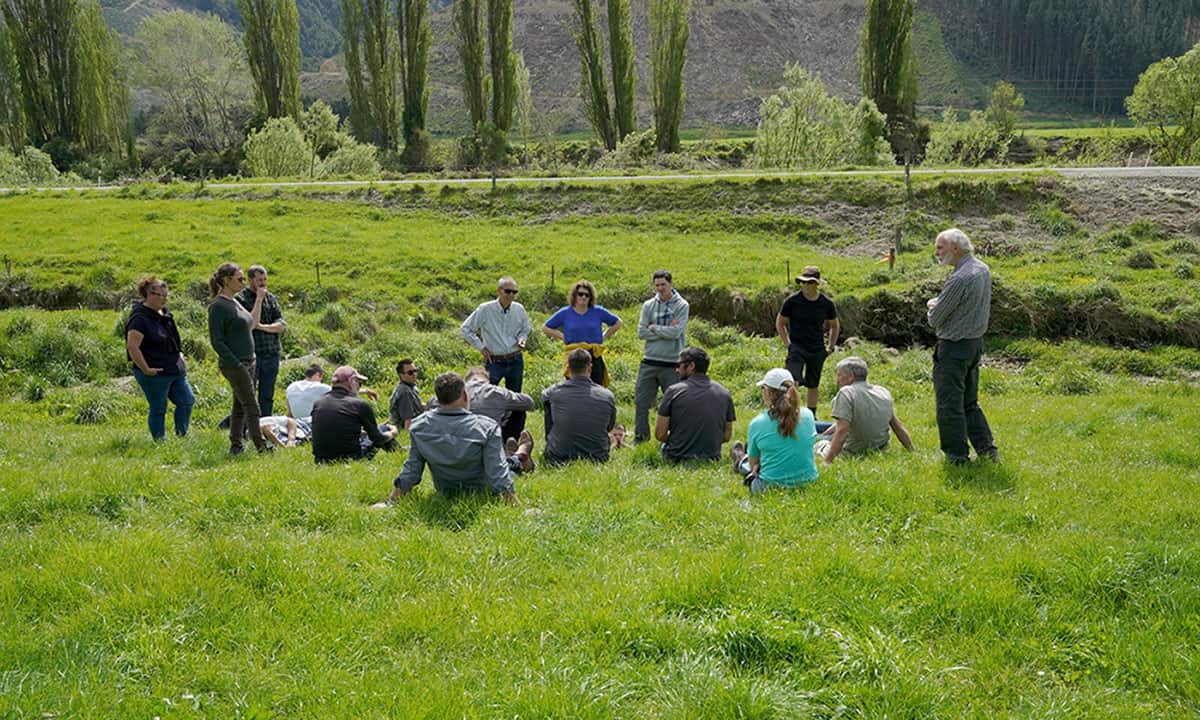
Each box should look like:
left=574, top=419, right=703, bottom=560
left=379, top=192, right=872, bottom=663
left=460, top=276, right=532, bottom=440
left=542, top=348, right=617, bottom=465
left=927, top=228, right=998, bottom=465
left=655, top=346, right=735, bottom=461
left=379, top=372, right=522, bottom=505
left=634, top=269, right=689, bottom=443
left=820, top=356, right=913, bottom=463
left=388, top=358, right=424, bottom=429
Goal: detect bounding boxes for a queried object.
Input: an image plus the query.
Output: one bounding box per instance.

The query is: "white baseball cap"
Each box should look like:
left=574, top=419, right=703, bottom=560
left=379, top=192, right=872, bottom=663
left=755, top=368, right=794, bottom=390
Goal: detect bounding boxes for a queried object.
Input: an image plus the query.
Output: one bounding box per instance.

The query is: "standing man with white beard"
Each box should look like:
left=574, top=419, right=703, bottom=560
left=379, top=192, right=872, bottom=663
left=927, top=228, right=998, bottom=465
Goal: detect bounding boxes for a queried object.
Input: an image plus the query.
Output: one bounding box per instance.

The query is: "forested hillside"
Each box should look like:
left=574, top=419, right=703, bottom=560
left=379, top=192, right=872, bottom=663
left=100, top=0, right=1200, bottom=128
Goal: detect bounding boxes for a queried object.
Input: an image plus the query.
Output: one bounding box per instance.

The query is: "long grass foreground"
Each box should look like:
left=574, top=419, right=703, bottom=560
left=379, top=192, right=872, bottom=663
left=1, top=377, right=1198, bottom=717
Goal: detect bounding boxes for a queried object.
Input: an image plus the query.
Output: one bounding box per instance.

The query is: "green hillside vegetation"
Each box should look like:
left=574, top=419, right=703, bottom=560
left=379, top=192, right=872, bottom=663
left=3, top=175, right=1200, bottom=715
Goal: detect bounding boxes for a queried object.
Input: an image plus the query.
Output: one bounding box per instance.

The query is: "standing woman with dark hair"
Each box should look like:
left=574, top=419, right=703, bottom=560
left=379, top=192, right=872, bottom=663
left=730, top=368, right=818, bottom=493
left=125, top=276, right=194, bottom=440
left=208, top=262, right=269, bottom=454
left=542, top=279, right=623, bottom=386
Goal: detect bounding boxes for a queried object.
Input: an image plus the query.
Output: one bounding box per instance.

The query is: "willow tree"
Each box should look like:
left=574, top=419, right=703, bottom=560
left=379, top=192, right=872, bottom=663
left=340, top=0, right=398, bottom=148
left=0, top=0, right=130, bottom=156
left=570, top=0, right=615, bottom=149
left=397, top=0, right=431, bottom=148
left=454, top=0, right=487, bottom=128
left=238, top=0, right=302, bottom=121
left=860, top=0, right=916, bottom=153
left=649, top=0, right=690, bottom=153
left=608, top=0, right=636, bottom=140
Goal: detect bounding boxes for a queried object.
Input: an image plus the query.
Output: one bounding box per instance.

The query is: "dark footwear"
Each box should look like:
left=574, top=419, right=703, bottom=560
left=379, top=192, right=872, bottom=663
left=944, top=454, right=969, bottom=467
left=517, top=430, right=535, bottom=472
left=730, top=440, right=746, bottom=474
left=257, top=444, right=274, bottom=455
left=229, top=444, right=245, bottom=456
left=979, top=449, right=999, bottom=464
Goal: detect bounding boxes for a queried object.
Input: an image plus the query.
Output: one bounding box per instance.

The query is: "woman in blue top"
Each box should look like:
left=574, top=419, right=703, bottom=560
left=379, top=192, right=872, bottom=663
left=125, top=275, right=195, bottom=440
left=542, top=279, right=623, bottom=386
left=730, top=368, right=818, bottom=493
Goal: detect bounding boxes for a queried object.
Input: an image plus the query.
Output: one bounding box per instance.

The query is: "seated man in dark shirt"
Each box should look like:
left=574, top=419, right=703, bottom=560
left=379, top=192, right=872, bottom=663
left=655, top=346, right=735, bottom=461
left=375, top=371, right=523, bottom=505
left=310, top=365, right=398, bottom=462
left=541, top=348, right=617, bottom=465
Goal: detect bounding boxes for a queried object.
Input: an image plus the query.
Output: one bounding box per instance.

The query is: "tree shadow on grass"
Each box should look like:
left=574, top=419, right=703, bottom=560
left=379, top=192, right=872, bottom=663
left=942, top=460, right=1017, bottom=493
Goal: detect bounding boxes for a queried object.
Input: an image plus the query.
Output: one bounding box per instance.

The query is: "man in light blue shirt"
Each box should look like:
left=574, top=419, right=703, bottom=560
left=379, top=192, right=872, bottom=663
left=460, top=276, right=532, bottom=440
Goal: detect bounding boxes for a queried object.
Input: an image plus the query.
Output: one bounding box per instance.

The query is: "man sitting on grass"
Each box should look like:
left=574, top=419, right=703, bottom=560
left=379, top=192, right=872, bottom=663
left=376, top=371, right=528, bottom=506
left=310, top=366, right=398, bottom=463
left=655, top=346, right=735, bottom=462
left=818, top=356, right=914, bottom=463
left=541, top=348, right=617, bottom=465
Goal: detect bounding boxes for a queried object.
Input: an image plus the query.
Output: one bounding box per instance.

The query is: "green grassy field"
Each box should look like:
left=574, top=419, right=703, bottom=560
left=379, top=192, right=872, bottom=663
left=2, top=176, right=1199, bottom=717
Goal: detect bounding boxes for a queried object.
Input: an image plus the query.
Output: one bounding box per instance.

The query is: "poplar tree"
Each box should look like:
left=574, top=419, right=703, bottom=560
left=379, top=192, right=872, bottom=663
left=0, top=15, right=24, bottom=151
left=238, top=0, right=302, bottom=121
left=570, top=0, right=615, bottom=150
left=397, top=0, right=431, bottom=147
left=339, top=0, right=398, bottom=148
left=453, top=0, right=486, bottom=128
left=0, top=0, right=130, bottom=156
left=608, top=0, right=636, bottom=141
left=860, top=0, right=916, bottom=133
left=487, top=0, right=515, bottom=133
left=649, top=0, right=690, bottom=153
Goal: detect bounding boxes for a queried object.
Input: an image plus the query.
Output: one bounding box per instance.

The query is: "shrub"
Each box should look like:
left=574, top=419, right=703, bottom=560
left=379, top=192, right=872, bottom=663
left=1174, top=263, right=1195, bottom=279
left=0, top=147, right=62, bottom=185
left=1168, top=238, right=1199, bottom=254
left=1128, top=219, right=1168, bottom=243
left=1126, top=251, right=1157, bottom=269
left=926, top=108, right=1006, bottom=166
left=1029, top=202, right=1078, bottom=237
left=320, top=141, right=381, bottom=178
left=244, top=117, right=311, bottom=178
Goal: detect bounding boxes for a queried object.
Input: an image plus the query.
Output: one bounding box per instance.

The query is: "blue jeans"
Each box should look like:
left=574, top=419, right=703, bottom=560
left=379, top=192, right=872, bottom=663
left=255, top=353, right=281, bottom=417
left=488, top=355, right=526, bottom=439
left=132, top=368, right=195, bottom=440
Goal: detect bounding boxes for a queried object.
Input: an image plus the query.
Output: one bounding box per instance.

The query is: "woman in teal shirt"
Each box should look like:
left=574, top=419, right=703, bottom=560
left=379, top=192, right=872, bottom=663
left=731, top=368, right=818, bottom=493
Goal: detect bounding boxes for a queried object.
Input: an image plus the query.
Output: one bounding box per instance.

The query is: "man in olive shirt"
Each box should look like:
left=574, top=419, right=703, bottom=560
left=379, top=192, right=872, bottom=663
left=310, top=366, right=397, bottom=462
left=235, top=264, right=286, bottom=416
left=654, top=346, right=735, bottom=461
left=821, top=357, right=913, bottom=463
left=388, top=358, right=424, bottom=429
left=541, top=348, right=617, bottom=465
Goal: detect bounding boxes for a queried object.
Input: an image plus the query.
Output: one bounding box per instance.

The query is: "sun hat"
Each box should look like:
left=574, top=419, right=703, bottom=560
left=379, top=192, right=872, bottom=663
left=332, top=365, right=368, bottom=384
left=795, top=265, right=826, bottom=285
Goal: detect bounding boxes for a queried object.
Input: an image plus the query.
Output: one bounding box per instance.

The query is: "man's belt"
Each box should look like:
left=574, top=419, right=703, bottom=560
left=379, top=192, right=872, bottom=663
left=490, top=350, right=523, bottom=360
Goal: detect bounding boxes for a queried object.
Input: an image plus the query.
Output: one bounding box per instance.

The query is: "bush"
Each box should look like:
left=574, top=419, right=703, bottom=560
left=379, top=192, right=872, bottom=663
left=0, top=147, right=62, bottom=185
left=244, top=117, right=311, bottom=178
left=926, top=108, right=1006, bottom=166
left=320, top=141, right=381, bottom=177
left=1126, top=251, right=1157, bottom=269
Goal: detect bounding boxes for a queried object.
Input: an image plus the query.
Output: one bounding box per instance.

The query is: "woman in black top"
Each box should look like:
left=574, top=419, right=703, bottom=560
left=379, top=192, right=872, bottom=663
left=208, top=262, right=269, bottom=454
left=125, top=276, right=194, bottom=440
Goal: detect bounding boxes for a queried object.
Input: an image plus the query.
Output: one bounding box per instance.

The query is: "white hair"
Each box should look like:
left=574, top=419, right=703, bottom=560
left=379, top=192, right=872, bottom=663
left=937, top=228, right=974, bottom=254
left=498, top=276, right=516, bottom=288
left=836, top=356, right=869, bottom=381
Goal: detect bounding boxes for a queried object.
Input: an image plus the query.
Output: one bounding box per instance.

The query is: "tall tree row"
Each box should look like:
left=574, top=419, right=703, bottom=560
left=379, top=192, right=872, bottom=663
left=487, top=0, right=515, bottom=133
left=0, top=0, right=131, bottom=158
left=0, top=13, right=25, bottom=151
left=341, top=0, right=398, bottom=148
left=931, top=0, right=1200, bottom=112
left=454, top=0, right=487, bottom=128
left=569, top=0, right=637, bottom=151
left=860, top=0, right=916, bottom=155
left=649, top=0, right=690, bottom=153
left=238, top=0, right=302, bottom=121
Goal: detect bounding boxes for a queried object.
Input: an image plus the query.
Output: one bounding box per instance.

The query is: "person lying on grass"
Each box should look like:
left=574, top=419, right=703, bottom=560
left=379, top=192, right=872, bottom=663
left=375, top=371, right=528, bottom=508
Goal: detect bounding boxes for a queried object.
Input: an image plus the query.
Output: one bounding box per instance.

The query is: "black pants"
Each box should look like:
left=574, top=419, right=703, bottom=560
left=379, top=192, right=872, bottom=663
left=932, top=337, right=996, bottom=462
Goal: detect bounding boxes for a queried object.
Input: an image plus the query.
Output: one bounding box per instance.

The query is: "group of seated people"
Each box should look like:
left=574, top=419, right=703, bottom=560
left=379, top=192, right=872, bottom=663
left=266, top=341, right=913, bottom=506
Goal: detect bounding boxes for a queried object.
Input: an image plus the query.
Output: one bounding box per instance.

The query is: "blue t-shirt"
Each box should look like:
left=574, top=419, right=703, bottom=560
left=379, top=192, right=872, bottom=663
left=544, top=305, right=621, bottom=345
left=746, top=409, right=818, bottom=487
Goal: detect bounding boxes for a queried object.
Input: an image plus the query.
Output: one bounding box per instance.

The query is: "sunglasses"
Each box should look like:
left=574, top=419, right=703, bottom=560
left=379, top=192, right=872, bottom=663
left=501, top=288, right=519, bottom=295
left=575, top=291, right=592, bottom=298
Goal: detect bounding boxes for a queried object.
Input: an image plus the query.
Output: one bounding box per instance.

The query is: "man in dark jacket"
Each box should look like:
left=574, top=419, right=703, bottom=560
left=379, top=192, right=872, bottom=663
left=310, top=366, right=397, bottom=462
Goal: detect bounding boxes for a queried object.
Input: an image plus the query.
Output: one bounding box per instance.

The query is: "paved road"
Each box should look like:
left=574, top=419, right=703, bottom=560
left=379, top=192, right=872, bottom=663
left=4, top=165, right=1199, bottom=194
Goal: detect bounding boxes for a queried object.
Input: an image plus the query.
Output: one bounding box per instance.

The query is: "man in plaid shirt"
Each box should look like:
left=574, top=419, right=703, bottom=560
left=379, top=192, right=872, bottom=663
left=236, top=264, right=287, bottom=416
